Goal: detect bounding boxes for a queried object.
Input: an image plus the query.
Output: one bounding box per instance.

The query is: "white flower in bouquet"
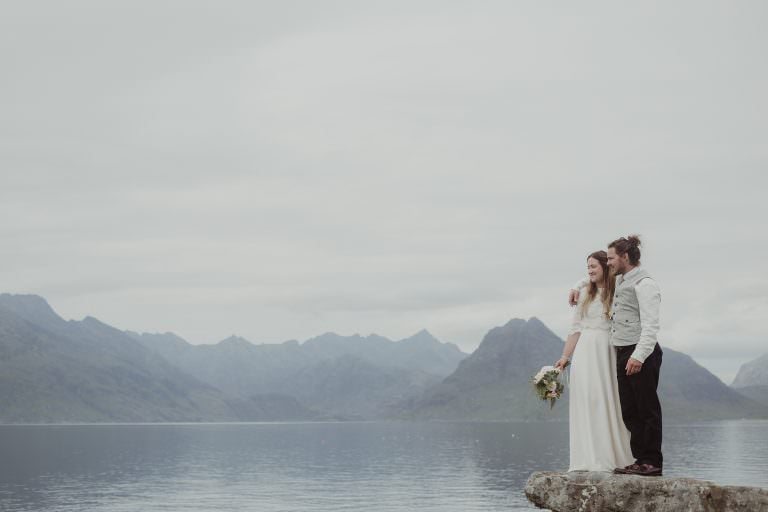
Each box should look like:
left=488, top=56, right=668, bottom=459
left=533, top=365, right=555, bottom=384
left=530, top=364, right=567, bottom=409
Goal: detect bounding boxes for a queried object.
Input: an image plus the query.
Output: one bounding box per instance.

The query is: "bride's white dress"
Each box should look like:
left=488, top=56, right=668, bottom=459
left=568, top=290, right=634, bottom=472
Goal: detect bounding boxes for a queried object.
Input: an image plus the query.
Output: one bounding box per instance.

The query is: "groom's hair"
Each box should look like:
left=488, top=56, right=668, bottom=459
left=608, top=235, right=642, bottom=265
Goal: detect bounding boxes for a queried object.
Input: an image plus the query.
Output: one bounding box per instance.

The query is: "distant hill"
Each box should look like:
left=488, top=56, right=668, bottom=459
left=730, top=353, right=768, bottom=408
left=731, top=353, right=768, bottom=388
left=282, top=354, right=442, bottom=420
left=301, top=329, right=466, bottom=377
left=732, top=385, right=768, bottom=408
left=402, top=317, right=768, bottom=423
left=658, top=349, right=768, bottom=421
left=0, top=294, right=313, bottom=423
left=133, top=329, right=467, bottom=419
left=401, top=317, right=568, bottom=421
left=129, top=332, right=315, bottom=398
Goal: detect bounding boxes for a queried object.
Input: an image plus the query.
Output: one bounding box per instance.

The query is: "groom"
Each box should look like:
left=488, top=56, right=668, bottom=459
left=570, top=235, right=663, bottom=476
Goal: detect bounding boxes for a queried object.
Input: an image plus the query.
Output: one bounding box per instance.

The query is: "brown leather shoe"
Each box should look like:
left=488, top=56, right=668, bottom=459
left=628, top=464, right=662, bottom=476
left=613, top=463, right=641, bottom=474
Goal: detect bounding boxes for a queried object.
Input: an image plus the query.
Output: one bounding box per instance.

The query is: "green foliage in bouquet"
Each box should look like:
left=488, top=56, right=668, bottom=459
left=531, top=364, right=568, bottom=409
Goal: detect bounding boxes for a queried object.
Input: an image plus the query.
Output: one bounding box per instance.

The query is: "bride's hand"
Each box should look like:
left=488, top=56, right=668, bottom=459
left=568, top=289, right=580, bottom=306
left=554, top=357, right=569, bottom=371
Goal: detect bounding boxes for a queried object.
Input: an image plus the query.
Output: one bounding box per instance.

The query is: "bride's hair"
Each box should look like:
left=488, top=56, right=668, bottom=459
left=581, top=250, right=615, bottom=320
left=608, top=234, right=642, bottom=265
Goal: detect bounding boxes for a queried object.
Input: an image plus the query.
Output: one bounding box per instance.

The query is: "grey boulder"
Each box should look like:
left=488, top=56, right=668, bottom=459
left=525, top=471, right=768, bottom=512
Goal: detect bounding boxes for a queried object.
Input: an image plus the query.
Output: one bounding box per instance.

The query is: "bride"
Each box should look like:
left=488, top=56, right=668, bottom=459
left=554, top=250, right=634, bottom=472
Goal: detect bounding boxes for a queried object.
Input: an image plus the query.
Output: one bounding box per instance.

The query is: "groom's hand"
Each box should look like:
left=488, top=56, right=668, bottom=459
left=626, top=358, right=643, bottom=376
left=568, top=289, right=580, bottom=306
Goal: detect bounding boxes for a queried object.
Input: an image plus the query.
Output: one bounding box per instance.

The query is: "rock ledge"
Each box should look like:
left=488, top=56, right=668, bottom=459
left=525, top=471, right=768, bottom=512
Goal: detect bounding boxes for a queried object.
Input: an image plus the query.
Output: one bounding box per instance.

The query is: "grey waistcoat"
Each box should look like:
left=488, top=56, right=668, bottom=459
left=610, top=267, right=652, bottom=346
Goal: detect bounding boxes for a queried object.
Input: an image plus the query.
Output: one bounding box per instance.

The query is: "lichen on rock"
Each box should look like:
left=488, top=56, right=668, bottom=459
left=525, top=471, right=768, bottom=512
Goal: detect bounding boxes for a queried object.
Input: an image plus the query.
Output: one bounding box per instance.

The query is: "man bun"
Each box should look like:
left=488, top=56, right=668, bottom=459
left=608, top=234, right=642, bottom=265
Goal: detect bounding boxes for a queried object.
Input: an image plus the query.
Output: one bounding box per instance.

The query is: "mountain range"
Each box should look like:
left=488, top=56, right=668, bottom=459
left=1, top=293, right=766, bottom=423
left=129, top=328, right=465, bottom=420
left=0, top=294, right=308, bottom=423
left=397, top=317, right=768, bottom=422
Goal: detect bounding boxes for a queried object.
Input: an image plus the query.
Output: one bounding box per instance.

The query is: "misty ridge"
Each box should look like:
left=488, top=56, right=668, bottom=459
left=1, top=292, right=766, bottom=424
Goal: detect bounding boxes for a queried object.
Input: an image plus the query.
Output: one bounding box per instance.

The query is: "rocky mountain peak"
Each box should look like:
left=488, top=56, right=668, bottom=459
left=732, top=353, right=768, bottom=388
left=0, top=293, right=65, bottom=329
left=218, top=335, right=254, bottom=348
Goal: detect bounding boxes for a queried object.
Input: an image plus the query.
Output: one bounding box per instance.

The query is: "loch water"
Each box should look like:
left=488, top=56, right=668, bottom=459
left=1, top=420, right=766, bottom=512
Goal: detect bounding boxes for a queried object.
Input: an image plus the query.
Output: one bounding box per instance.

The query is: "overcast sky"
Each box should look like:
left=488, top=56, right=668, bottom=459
left=2, top=1, right=766, bottom=383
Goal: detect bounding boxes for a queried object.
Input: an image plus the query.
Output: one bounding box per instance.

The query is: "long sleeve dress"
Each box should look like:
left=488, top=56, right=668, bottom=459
left=568, top=289, right=634, bottom=472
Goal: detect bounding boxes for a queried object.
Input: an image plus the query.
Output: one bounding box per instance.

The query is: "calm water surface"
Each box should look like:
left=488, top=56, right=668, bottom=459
left=1, top=420, right=766, bottom=512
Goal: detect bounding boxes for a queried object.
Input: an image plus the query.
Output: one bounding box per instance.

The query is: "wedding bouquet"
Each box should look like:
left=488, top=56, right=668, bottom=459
left=531, top=365, right=567, bottom=409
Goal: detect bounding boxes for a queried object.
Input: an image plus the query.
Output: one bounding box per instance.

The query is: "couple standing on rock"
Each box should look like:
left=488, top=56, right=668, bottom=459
left=554, top=235, right=663, bottom=477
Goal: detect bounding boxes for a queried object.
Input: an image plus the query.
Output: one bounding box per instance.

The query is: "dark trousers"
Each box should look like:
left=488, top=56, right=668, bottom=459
left=615, top=343, right=663, bottom=468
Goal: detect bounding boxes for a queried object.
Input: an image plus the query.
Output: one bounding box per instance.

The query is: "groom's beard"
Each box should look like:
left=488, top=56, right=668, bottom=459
left=613, top=264, right=628, bottom=275
left=609, top=267, right=628, bottom=276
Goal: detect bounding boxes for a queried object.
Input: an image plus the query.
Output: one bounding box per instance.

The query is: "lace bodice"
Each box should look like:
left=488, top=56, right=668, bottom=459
left=569, top=289, right=611, bottom=334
